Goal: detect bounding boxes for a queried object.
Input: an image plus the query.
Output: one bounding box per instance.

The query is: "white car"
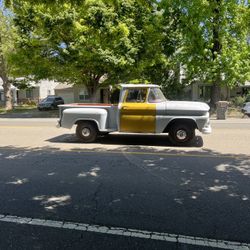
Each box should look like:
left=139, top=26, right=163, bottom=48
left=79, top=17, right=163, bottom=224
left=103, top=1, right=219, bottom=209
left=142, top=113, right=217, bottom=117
left=242, top=102, right=250, bottom=117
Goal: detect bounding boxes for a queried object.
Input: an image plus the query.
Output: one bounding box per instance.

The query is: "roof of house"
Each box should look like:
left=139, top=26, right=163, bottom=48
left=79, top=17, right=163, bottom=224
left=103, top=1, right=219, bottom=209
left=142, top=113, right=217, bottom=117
left=119, top=84, right=160, bottom=88
left=0, top=79, right=17, bottom=90
left=54, top=83, right=73, bottom=90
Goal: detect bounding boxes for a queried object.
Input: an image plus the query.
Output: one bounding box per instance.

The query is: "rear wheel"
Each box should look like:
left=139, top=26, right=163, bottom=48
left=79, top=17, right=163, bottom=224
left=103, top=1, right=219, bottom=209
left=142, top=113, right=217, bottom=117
left=169, top=123, right=195, bottom=146
left=76, top=121, right=98, bottom=143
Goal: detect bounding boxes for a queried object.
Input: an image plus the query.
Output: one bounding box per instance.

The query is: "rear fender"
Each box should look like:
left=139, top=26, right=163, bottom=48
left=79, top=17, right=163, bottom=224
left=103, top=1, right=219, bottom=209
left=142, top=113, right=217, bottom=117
left=61, top=108, right=108, bottom=130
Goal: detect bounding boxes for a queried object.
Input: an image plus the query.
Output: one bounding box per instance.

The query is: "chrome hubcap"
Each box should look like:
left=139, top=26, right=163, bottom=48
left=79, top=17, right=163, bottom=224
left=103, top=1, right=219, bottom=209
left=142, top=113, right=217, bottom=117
left=176, top=130, right=187, bottom=140
left=82, top=128, right=91, bottom=137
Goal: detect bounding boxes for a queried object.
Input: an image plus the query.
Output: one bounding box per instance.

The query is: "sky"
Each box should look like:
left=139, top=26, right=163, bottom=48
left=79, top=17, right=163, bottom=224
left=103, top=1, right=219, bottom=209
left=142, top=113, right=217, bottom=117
left=0, top=0, right=13, bottom=16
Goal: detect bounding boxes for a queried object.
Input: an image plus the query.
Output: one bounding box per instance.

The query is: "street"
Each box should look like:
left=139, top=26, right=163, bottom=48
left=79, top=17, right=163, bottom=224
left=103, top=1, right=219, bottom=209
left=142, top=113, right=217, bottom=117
left=0, top=118, right=249, bottom=249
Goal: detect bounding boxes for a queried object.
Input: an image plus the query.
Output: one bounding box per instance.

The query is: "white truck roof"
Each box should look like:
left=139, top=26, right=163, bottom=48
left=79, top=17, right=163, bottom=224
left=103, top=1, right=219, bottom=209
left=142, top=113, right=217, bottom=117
left=119, top=84, right=160, bottom=88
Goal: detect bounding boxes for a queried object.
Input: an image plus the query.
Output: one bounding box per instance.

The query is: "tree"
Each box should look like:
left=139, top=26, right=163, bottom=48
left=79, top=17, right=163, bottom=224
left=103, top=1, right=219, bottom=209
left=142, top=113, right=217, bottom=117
left=0, top=7, right=16, bottom=110
left=162, top=0, right=250, bottom=108
left=9, top=0, right=163, bottom=101
left=146, top=0, right=185, bottom=99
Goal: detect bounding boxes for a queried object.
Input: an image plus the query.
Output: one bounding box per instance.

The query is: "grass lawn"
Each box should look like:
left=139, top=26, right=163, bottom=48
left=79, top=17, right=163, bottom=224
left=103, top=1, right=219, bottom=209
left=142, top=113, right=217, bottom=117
left=227, top=107, right=243, bottom=118
left=0, top=105, right=59, bottom=118
left=0, top=105, right=37, bottom=114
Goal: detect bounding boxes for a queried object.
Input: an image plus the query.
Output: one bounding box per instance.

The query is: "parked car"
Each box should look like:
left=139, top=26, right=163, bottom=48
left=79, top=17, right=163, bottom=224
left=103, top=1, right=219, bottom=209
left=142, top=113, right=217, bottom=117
left=38, top=96, right=64, bottom=111
left=242, top=102, right=250, bottom=117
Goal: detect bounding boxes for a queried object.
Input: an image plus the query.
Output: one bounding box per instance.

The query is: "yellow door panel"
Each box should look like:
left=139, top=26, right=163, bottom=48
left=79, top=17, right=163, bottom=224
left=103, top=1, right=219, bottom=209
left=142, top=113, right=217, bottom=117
left=120, top=103, right=156, bottom=133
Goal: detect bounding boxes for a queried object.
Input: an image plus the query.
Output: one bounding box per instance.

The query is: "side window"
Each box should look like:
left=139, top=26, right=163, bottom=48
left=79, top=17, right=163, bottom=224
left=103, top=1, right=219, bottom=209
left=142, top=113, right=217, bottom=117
left=26, top=89, right=32, bottom=98
left=148, top=88, right=166, bottom=103
left=148, top=89, right=157, bottom=103
left=125, top=88, right=147, bottom=103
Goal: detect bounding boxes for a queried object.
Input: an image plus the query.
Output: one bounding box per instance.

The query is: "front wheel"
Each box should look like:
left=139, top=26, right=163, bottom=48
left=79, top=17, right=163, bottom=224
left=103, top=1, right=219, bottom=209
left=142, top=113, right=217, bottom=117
left=76, top=122, right=98, bottom=143
left=168, top=123, right=195, bottom=146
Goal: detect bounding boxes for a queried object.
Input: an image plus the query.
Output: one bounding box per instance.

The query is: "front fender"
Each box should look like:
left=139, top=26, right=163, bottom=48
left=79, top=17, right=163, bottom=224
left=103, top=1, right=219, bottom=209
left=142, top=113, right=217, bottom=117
left=161, top=114, right=210, bottom=133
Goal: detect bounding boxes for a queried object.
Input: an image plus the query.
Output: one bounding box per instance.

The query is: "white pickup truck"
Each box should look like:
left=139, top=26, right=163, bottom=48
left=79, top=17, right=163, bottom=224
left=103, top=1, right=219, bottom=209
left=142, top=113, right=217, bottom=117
left=57, top=84, right=211, bottom=145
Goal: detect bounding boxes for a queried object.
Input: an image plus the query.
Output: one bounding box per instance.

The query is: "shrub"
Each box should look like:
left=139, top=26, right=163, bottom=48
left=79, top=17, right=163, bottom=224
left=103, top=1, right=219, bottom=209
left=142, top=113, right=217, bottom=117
left=231, top=96, right=246, bottom=107
left=245, top=94, right=250, bottom=102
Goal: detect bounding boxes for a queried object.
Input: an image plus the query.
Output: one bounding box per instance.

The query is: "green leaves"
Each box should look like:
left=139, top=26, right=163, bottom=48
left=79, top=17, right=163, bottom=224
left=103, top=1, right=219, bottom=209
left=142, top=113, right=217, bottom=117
left=3, top=0, right=249, bottom=104
left=9, top=0, right=160, bottom=91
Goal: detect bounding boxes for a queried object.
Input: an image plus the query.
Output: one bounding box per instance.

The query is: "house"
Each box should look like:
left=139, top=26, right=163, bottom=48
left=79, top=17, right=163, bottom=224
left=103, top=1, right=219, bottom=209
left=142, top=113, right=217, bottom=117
left=190, top=81, right=250, bottom=102
left=177, top=64, right=250, bottom=102
left=54, top=83, right=110, bottom=104
left=17, top=79, right=58, bottom=104
left=3, top=77, right=109, bottom=105
left=0, top=78, right=18, bottom=106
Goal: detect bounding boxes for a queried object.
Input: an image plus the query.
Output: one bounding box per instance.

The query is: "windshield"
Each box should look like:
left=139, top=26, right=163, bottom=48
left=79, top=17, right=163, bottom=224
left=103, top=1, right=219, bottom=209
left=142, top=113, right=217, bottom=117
left=41, top=97, right=54, bottom=103
left=148, top=88, right=166, bottom=103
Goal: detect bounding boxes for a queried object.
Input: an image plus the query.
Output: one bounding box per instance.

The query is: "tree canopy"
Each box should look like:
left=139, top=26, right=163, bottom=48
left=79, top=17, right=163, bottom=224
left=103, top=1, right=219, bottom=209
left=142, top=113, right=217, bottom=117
left=3, top=0, right=250, bottom=105
left=161, top=0, right=250, bottom=106
left=8, top=0, right=166, bottom=100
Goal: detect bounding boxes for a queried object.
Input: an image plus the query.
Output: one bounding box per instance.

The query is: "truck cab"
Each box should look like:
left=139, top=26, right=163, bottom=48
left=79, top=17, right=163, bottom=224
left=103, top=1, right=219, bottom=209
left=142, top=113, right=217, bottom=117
left=58, top=84, right=211, bottom=145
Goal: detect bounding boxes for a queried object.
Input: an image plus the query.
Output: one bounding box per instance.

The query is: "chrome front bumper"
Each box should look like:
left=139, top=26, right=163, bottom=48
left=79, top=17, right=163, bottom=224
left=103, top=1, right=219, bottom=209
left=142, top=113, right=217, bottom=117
left=202, top=124, right=212, bottom=134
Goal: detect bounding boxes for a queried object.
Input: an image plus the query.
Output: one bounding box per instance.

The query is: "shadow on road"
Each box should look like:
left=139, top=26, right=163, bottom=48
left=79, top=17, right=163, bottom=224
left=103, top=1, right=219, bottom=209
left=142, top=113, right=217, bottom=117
left=47, top=133, right=204, bottom=148
left=0, top=145, right=249, bottom=245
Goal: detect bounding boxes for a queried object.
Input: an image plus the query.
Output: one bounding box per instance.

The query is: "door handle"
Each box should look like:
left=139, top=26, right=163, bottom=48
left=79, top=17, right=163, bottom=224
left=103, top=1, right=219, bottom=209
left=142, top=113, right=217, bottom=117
left=122, top=106, right=128, bottom=110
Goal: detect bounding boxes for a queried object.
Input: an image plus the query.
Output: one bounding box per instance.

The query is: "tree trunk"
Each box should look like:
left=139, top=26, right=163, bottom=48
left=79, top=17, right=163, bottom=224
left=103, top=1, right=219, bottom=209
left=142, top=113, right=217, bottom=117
left=87, top=76, right=101, bottom=103
left=209, top=0, right=222, bottom=110
left=0, top=58, right=13, bottom=111
left=2, top=77, right=13, bottom=110
left=210, top=82, right=221, bottom=110
left=86, top=85, right=98, bottom=102
left=0, top=35, right=13, bottom=110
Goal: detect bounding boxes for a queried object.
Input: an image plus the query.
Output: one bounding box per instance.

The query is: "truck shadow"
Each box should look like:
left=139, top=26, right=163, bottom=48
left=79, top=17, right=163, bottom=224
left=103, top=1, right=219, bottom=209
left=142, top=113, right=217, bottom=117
left=47, top=133, right=204, bottom=148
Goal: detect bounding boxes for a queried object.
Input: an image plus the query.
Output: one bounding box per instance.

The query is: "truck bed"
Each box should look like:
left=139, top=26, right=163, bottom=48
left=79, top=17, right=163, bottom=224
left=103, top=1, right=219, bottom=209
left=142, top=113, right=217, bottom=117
left=58, top=103, right=118, bottom=130
left=62, top=103, right=115, bottom=107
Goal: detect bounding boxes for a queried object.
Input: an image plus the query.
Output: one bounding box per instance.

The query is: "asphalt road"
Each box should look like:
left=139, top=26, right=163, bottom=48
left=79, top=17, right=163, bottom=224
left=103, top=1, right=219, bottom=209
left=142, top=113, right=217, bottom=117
left=0, top=118, right=249, bottom=250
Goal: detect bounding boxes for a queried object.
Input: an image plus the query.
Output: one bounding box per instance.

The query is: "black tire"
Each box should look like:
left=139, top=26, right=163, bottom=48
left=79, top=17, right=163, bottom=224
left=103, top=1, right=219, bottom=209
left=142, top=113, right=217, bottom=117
left=168, top=123, right=195, bottom=146
left=247, top=114, right=250, bottom=118
left=76, top=121, right=98, bottom=143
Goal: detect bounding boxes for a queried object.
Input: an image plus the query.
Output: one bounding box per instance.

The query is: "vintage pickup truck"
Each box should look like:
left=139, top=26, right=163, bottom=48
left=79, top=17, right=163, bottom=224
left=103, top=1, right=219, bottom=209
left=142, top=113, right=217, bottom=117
left=57, top=84, right=211, bottom=145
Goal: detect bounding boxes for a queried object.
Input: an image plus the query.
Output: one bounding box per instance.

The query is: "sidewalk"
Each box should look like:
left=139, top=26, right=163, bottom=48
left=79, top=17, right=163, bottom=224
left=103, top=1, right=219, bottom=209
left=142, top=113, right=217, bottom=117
left=211, top=118, right=250, bottom=124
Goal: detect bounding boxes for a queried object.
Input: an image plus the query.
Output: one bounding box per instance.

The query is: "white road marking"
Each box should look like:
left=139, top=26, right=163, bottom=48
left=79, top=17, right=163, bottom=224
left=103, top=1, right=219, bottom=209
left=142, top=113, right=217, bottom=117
left=0, top=214, right=249, bottom=250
